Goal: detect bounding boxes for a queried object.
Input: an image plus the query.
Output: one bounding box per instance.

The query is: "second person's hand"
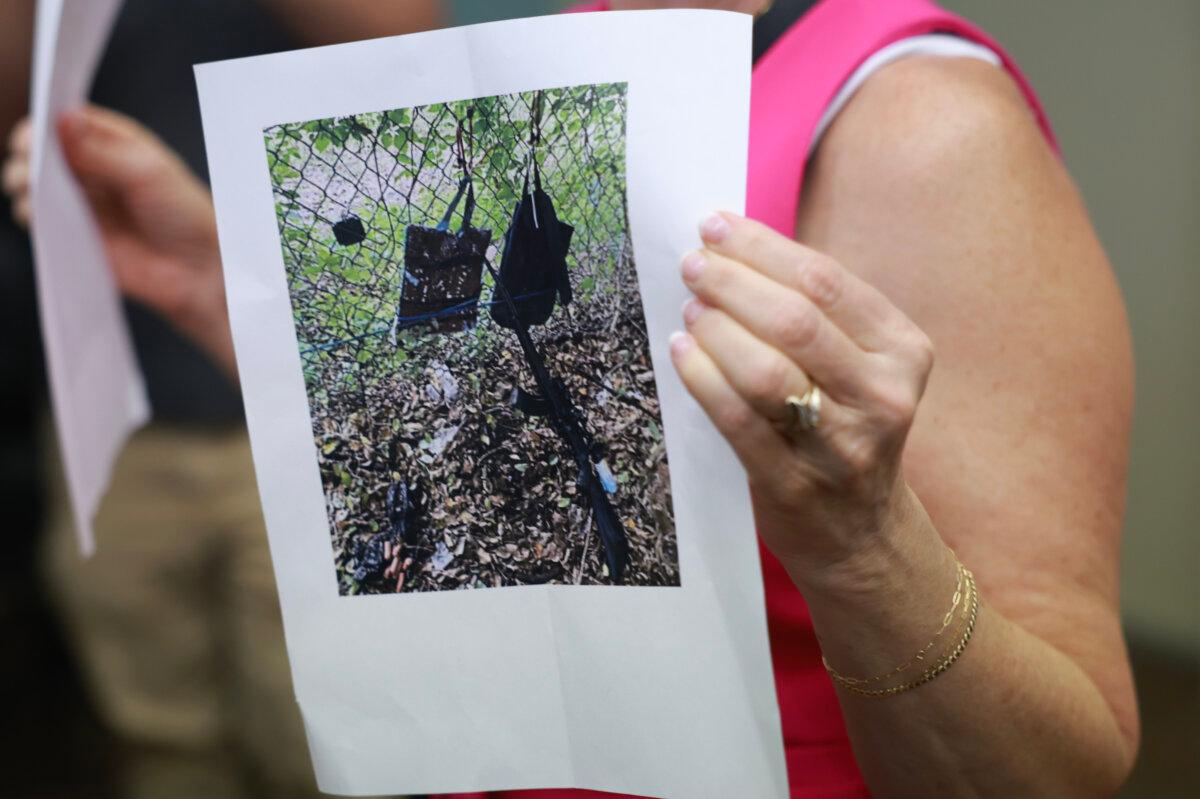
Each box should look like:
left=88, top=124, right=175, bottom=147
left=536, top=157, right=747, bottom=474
left=3, top=105, right=237, bottom=379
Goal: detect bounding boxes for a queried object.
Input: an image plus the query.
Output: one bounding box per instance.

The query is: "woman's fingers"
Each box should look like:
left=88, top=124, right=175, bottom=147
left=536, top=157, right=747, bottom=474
left=668, top=330, right=789, bottom=473
left=681, top=246, right=868, bottom=402
left=2, top=155, right=28, bottom=196
left=3, top=118, right=32, bottom=226
left=682, top=298, right=814, bottom=428
left=699, top=211, right=908, bottom=351
left=7, top=117, right=31, bottom=157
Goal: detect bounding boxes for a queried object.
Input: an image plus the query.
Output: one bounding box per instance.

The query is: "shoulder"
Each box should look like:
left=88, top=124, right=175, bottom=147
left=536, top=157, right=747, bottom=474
left=798, top=53, right=1111, bottom=335
left=813, top=54, right=1054, bottom=186
left=798, top=54, right=1132, bottom=470
left=798, top=55, right=1093, bottom=304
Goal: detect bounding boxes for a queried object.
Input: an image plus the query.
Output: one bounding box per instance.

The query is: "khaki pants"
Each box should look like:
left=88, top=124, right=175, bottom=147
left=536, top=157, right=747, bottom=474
left=42, top=424, right=329, bottom=799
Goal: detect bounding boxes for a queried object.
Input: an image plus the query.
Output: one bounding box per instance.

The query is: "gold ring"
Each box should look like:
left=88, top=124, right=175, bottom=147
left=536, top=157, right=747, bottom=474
left=785, top=386, right=821, bottom=432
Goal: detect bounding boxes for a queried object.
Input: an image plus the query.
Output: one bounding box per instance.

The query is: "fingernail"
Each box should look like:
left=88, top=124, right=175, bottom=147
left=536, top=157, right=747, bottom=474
left=699, top=213, right=731, bottom=244
left=682, top=298, right=704, bottom=325
left=668, top=330, right=693, bottom=359
left=681, top=250, right=706, bottom=282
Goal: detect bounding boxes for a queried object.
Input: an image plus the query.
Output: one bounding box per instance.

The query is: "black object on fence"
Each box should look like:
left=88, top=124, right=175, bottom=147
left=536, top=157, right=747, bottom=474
left=332, top=215, right=367, bottom=246
left=489, top=162, right=574, bottom=330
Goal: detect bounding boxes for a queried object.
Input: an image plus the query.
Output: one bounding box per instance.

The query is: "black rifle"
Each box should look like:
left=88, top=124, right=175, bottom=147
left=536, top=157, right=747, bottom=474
left=484, top=258, right=629, bottom=582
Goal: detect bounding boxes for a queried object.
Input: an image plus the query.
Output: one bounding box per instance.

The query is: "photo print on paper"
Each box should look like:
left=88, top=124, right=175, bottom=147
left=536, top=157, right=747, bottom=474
left=263, top=82, right=680, bottom=594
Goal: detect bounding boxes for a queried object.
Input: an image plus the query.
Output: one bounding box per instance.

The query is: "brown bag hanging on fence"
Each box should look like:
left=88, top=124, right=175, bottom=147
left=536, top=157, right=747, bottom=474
left=395, top=115, right=491, bottom=335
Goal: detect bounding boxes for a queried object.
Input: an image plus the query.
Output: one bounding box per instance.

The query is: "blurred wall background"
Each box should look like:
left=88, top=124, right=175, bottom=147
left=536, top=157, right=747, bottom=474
left=455, top=0, right=1200, bottom=660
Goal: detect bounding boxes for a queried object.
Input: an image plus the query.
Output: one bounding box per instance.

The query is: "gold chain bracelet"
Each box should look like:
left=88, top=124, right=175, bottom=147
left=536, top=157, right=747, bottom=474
left=834, top=569, right=979, bottom=697
left=836, top=569, right=979, bottom=697
left=821, top=560, right=967, bottom=688
left=823, top=560, right=981, bottom=698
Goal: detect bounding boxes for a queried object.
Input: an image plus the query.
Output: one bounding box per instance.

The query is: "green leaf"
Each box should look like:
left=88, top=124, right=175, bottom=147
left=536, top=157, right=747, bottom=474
left=356, top=349, right=373, bottom=364
left=314, top=133, right=332, bottom=153
left=556, top=497, right=571, bottom=509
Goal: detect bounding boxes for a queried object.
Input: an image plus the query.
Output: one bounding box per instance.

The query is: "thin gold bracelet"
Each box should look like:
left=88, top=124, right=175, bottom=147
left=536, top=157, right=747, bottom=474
left=822, top=558, right=968, bottom=688
left=833, top=569, right=980, bottom=698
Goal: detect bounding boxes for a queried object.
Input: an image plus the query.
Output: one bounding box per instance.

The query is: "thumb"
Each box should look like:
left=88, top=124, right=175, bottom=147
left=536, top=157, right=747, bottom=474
left=57, top=106, right=173, bottom=199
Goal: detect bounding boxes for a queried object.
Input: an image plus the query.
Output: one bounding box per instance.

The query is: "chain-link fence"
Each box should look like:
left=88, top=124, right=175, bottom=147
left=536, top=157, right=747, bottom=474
left=265, top=83, right=633, bottom=400
left=262, top=82, right=678, bottom=594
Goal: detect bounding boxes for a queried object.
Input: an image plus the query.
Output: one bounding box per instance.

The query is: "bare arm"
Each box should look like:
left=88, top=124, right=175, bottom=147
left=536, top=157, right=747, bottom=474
left=259, top=0, right=444, bottom=46
left=670, top=54, right=1136, bottom=797
left=793, top=56, right=1137, bottom=796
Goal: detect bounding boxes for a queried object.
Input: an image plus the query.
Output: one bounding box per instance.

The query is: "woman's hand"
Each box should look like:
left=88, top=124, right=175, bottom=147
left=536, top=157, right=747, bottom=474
left=2, top=105, right=236, bottom=378
left=670, top=211, right=935, bottom=584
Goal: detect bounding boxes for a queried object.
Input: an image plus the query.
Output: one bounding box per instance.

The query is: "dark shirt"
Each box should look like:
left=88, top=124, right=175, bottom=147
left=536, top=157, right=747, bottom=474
left=753, top=0, right=818, bottom=64
left=87, top=0, right=298, bottom=425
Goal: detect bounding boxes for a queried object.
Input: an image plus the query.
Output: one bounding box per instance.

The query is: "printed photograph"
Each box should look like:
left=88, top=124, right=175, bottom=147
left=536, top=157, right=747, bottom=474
left=263, top=82, right=680, bottom=594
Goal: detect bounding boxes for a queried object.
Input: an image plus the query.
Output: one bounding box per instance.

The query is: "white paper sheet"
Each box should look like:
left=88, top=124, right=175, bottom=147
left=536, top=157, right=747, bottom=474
left=29, top=0, right=148, bottom=555
left=196, top=10, right=786, bottom=798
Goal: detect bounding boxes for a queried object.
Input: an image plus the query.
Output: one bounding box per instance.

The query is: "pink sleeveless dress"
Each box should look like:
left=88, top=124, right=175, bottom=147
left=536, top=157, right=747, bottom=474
left=447, top=1, right=1056, bottom=796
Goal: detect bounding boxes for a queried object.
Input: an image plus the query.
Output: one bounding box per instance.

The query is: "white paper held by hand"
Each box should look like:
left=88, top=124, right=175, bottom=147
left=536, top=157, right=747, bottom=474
left=196, top=10, right=785, bottom=798
left=29, top=0, right=150, bottom=555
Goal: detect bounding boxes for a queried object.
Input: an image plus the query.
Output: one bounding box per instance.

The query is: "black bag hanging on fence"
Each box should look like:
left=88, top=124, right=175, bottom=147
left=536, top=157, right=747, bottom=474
left=332, top=215, right=366, bottom=246
left=396, top=116, right=491, bottom=335
left=489, top=102, right=575, bottom=330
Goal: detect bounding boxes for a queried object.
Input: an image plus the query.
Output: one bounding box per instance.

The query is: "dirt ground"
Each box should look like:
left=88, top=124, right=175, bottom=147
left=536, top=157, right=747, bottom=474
left=313, top=297, right=680, bottom=595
